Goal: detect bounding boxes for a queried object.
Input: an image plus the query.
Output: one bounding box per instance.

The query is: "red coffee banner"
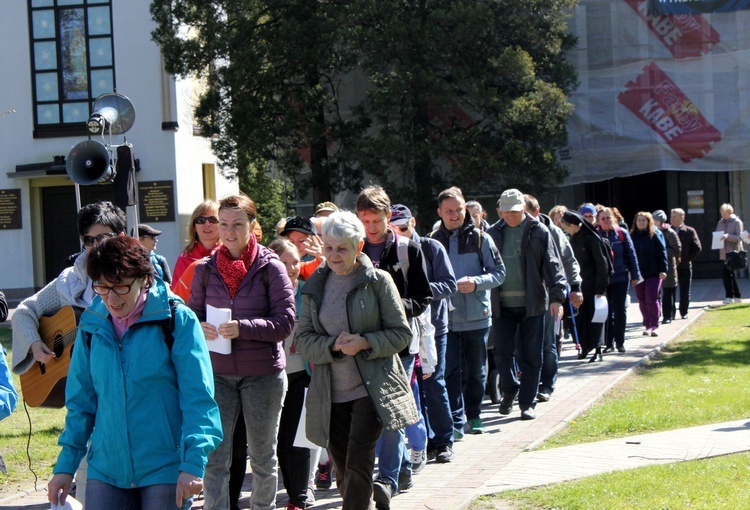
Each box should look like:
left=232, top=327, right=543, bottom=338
left=617, top=62, right=722, bottom=163
left=625, top=0, right=720, bottom=58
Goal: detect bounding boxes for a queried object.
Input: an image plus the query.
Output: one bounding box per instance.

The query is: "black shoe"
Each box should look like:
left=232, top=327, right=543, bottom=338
left=498, top=393, right=516, bottom=415
left=315, top=461, right=332, bottom=490
left=617, top=346, right=626, bottom=353
left=589, top=351, right=603, bottom=363
left=681, top=313, right=688, bottom=319
left=662, top=319, right=672, bottom=325
left=577, top=350, right=590, bottom=360
left=603, top=346, right=614, bottom=353
left=426, top=445, right=437, bottom=461
left=435, top=445, right=454, bottom=463
left=373, top=479, right=393, bottom=509
left=398, top=469, right=413, bottom=492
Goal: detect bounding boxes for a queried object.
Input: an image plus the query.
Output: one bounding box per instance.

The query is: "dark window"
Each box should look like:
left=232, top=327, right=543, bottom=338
left=28, top=0, right=115, bottom=138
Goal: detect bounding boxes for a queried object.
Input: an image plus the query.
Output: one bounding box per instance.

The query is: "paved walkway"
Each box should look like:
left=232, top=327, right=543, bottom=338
left=2, top=278, right=749, bottom=509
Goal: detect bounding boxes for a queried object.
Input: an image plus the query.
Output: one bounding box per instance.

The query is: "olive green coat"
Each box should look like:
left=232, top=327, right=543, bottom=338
left=294, top=254, right=417, bottom=448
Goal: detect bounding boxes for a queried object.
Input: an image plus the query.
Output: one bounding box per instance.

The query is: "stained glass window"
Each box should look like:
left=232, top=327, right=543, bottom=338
left=28, top=0, right=115, bottom=137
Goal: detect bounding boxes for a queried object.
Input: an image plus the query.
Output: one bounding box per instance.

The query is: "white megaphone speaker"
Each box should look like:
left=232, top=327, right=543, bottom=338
left=66, top=92, right=136, bottom=185
left=66, top=140, right=113, bottom=185
left=86, top=93, right=136, bottom=136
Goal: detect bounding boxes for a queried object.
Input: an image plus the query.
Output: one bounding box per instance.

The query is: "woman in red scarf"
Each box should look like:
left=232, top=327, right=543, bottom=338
left=187, top=194, right=296, bottom=510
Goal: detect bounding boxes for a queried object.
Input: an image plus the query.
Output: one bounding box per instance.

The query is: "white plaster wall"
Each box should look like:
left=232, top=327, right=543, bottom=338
left=0, top=1, right=236, bottom=294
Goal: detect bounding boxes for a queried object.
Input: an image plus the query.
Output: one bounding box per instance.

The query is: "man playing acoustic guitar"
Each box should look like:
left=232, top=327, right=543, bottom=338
left=11, top=201, right=127, bottom=375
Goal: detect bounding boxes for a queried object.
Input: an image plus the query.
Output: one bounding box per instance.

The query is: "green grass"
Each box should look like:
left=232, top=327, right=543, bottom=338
left=472, top=451, right=750, bottom=510
left=472, top=304, right=750, bottom=509
left=543, top=304, right=750, bottom=449
left=0, top=327, right=67, bottom=497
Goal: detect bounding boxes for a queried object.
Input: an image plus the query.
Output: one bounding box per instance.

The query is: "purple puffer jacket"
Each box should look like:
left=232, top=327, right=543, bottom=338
left=188, top=244, right=295, bottom=377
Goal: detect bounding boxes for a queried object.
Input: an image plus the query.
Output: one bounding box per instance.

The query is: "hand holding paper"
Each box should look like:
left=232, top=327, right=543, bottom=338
left=206, top=304, right=232, bottom=354
left=712, top=231, right=725, bottom=250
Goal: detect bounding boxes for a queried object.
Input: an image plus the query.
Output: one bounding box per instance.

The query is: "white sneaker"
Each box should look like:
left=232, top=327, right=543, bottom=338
left=410, top=447, right=426, bottom=474
left=724, top=298, right=733, bottom=304
left=735, top=298, right=743, bottom=303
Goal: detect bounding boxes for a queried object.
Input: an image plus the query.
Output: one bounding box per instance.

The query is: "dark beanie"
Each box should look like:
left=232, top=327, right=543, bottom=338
left=562, top=210, right=584, bottom=226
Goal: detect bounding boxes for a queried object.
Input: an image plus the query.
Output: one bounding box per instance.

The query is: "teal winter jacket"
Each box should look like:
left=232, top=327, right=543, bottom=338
left=53, top=278, right=223, bottom=488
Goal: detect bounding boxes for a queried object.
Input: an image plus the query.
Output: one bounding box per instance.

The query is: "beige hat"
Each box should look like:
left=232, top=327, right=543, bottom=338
left=497, top=189, right=525, bottom=212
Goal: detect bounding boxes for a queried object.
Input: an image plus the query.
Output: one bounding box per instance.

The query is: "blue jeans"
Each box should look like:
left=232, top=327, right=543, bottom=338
left=492, top=308, right=544, bottom=410
left=405, top=375, right=427, bottom=452
left=204, top=371, right=287, bottom=510
left=376, top=354, right=415, bottom=492
left=86, top=479, right=191, bottom=509
left=539, top=312, right=558, bottom=391
left=445, top=328, right=490, bottom=429
left=421, top=332, right=453, bottom=448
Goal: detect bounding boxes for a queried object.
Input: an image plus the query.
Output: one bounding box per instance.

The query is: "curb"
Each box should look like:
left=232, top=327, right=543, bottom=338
left=524, top=307, right=706, bottom=452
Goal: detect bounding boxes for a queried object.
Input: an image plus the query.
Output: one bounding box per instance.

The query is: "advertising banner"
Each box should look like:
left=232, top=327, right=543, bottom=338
left=562, top=0, right=750, bottom=184
left=650, top=0, right=750, bottom=15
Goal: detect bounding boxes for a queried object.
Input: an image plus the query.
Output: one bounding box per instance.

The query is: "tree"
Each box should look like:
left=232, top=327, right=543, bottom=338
left=151, top=0, right=577, bottom=222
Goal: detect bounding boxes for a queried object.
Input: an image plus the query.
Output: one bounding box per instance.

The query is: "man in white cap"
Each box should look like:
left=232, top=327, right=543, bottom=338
left=487, top=189, right=566, bottom=420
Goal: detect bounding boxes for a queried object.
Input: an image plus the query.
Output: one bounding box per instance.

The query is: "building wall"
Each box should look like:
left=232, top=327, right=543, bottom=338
left=0, top=2, right=237, bottom=301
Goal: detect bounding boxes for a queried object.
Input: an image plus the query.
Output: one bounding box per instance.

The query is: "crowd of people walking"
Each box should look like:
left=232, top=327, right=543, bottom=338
left=10, top=186, right=749, bottom=510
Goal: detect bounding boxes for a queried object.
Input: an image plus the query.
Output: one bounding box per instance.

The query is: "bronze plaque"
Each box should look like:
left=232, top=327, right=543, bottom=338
left=138, top=180, right=175, bottom=222
left=0, top=188, right=22, bottom=229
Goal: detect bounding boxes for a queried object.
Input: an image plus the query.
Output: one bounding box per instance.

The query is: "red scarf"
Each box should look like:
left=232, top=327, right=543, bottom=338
left=215, top=237, right=258, bottom=298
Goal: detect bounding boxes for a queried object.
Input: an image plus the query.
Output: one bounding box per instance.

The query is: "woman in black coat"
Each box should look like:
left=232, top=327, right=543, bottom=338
left=561, top=211, right=611, bottom=362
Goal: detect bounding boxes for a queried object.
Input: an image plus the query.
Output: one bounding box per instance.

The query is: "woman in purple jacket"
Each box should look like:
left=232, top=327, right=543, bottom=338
left=188, top=194, right=295, bottom=510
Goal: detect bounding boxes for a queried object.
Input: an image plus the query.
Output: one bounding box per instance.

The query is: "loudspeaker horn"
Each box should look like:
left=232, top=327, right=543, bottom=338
left=66, top=140, right=114, bottom=185
left=87, top=93, right=136, bottom=135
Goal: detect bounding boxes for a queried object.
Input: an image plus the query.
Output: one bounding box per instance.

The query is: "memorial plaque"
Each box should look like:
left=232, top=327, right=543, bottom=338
left=0, top=188, right=22, bottom=229
left=138, top=180, right=175, bottom=222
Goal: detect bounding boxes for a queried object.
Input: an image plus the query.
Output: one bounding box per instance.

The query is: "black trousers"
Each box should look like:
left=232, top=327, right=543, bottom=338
left=722, top=265, right=741, bottom=298
left=277, top=370, right=312, bottom=507
left=662, top=286, right=677, bottom=321
left=677, top=267, right=692, bottom=316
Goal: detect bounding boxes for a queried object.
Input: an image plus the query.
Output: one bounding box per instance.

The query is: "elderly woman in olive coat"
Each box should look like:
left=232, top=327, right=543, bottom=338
left=295, top=211, right=417, bottom=510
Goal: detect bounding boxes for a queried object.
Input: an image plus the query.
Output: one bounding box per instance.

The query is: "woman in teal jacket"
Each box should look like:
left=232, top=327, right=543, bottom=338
left=48, top=236, right=222, bottom=509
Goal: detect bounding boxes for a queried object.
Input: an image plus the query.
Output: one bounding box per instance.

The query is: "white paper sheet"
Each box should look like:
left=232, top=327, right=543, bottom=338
left=293, top=388, right=317, bottom=449
left=51, top=496, right=82, bottom=510
left=591, top=295, right=609, bottom=323
left=712, top=231, right=725, bottom=250
left=206, top=304, right=232, bottom=355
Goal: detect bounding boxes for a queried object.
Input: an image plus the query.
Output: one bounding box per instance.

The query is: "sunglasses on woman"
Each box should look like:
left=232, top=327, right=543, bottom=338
left=82, top=232, right=118, bottom=247
left=194, top=216, right=219, bottom=225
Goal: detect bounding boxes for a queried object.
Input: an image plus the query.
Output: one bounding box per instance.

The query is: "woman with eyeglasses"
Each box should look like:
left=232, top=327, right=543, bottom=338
left=172, top=200, right=221, bottom=285
left=597, top=207, right=642, bottom=353
left=47, top=236, right=222, bottom=509
left=188, top=194, right=295, bottom=510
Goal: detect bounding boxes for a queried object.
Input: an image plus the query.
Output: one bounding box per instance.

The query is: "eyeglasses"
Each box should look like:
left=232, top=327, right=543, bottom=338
left=194, top=216, right=219, bottom=225
left=92, top=279, right=137, bottom=296
left=82, top=232, right=118, bottom=247
left=396, top=225, right=410, bottom=232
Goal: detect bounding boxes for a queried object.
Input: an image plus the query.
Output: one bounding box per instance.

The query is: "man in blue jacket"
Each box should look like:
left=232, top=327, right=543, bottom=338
left=393, top=204, right=458, bottom=464
left=431, top=187, right=505, bottom=438
left=487, top=189, right=566, bottom=421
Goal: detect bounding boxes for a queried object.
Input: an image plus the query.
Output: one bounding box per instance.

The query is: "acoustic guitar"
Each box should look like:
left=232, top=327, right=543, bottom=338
left=20, top=306, right=80, bottom=408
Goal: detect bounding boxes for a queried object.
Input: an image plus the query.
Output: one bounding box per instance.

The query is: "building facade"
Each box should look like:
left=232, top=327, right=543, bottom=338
left=0, top=0, right=238, bottom=302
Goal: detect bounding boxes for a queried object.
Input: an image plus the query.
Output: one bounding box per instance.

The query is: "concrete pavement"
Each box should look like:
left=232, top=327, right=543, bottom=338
left=2, top=278, right=749, bottom=509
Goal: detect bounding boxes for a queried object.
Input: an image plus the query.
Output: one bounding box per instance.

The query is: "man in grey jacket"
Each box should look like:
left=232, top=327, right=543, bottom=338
left=487, top=189, right=566, bottom=421
left=431, top=187, right=505, bottom=438
left=524, top=195, right=582, bottom=402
